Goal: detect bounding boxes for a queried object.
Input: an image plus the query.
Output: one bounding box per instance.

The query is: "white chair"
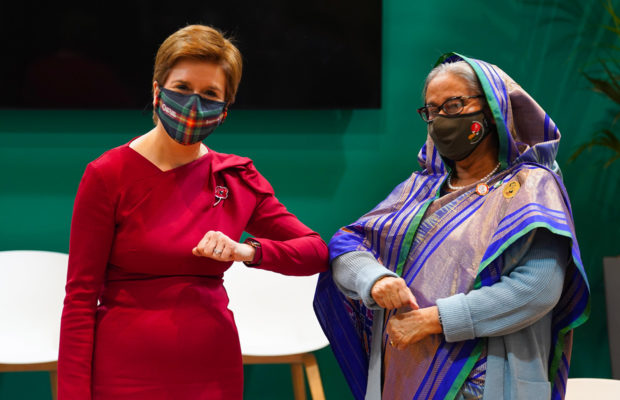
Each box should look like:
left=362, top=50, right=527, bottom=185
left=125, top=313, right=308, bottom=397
left=0, top=250, right=69, bottom=400
left=224, top=261, right=329, bottom=400
left=604, top=256, right=620, bottom=378
left=565, top=378, right=620, bottom=399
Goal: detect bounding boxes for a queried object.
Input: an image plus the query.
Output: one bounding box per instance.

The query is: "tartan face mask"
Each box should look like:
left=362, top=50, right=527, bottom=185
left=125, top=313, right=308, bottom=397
left=155, top=87, right=228, bottom=145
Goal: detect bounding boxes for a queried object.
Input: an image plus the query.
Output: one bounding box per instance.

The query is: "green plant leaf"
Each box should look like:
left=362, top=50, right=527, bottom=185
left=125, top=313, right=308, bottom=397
left=568, top=0, right=620, bottom=168
left=584, top=73, right=620, bottom=105
left=570, top=129, right=620, bottom=166
left=604, top=0, right=620, bottom=27
left=604, top=25, right=620, bottom=35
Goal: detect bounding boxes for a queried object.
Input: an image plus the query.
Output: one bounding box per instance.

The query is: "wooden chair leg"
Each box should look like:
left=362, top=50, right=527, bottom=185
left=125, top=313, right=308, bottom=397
left=291, top=362, right=306, bottom=400
left=302, top=353, right=326, bottom=400
left=49, top=370, right=58, bottom=400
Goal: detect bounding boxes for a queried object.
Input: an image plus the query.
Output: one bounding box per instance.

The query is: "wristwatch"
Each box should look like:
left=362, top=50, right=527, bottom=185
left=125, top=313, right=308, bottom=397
left=243, top=238, right=262, bottom=266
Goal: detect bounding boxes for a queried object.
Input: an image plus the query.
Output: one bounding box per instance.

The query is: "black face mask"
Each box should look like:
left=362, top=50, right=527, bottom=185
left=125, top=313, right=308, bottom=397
left=427, top=111, right=490, bottom=161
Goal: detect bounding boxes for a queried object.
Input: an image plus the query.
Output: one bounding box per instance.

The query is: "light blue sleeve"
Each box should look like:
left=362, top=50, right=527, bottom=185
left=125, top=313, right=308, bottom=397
left=331, top=251, right=398, bottom=310
left=436, top=228, right=570, bottom=342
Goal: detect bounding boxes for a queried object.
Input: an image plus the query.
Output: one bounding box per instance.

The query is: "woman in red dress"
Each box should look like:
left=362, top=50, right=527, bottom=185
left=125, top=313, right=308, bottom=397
left=58, top=24, right=329, bottom=399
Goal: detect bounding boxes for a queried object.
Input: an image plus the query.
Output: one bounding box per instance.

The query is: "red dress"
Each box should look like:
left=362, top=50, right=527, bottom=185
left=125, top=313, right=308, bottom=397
left=58, top=143, right=328, bottom=399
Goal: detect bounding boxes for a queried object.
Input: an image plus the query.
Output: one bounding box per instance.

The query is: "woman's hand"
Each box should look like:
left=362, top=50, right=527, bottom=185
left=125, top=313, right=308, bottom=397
left=386, top=306, right=443, bottom=350
left=371, top=276, right=419, bottom=310
left=192, top=231, right=255, bottom=262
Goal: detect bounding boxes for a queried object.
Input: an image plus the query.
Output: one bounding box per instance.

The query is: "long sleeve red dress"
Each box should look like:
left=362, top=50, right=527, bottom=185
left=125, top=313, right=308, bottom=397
left=58, top=142, right=329, bottom=400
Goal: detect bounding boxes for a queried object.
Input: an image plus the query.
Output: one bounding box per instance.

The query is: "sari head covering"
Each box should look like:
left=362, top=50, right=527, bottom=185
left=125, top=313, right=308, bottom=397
left=313, top=53, right=590, bottom=400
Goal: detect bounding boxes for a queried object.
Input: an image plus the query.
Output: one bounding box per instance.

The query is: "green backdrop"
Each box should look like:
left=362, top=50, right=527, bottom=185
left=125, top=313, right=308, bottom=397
left=2, top=1, right=619, bottom=398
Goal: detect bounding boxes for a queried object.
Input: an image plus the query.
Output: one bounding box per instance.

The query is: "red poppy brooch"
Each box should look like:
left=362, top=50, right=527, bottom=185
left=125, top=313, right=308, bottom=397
left=213, top=186, right=229, bottom=207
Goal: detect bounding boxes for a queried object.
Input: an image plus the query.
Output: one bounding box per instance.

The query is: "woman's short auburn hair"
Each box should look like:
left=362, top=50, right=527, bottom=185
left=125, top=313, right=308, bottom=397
left=153, top=24, right=243, bottom=104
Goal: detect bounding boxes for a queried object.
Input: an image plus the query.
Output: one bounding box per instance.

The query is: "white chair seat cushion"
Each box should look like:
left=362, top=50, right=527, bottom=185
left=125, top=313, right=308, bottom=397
left=0, top=250, right=68, bottom=365
left=565, top=378, right=620, bottom=399
left=224, top=262, right=328, bottom=357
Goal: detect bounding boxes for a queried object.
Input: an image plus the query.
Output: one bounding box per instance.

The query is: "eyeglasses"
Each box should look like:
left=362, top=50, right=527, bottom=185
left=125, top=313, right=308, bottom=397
left=417, top=95, right=484, bottom=122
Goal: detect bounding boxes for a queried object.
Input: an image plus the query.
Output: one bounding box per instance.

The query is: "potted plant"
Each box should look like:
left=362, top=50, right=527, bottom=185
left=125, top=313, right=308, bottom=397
left=569, top=0, right=620, bottom=166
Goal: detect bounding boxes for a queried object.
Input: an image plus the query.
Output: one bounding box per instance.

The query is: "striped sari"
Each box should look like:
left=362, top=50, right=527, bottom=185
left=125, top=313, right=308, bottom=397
left=313, top=53, right=590, bottom=400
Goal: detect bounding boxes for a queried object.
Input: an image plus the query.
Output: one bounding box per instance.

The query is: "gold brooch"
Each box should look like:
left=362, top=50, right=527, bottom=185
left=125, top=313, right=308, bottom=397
left=502, top=181, right=520, bottom=198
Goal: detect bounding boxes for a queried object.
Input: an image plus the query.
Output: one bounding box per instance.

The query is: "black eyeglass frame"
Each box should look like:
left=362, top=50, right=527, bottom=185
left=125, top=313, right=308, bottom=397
left=417, top=95, right=484, bottom=122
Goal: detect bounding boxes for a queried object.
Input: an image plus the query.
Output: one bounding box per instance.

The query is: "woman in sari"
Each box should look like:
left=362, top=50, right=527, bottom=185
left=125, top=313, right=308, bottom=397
left=314, top=53, right=590, bottom=400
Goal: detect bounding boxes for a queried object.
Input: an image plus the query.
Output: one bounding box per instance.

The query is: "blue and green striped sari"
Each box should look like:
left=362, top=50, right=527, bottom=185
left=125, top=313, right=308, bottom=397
left=313, top=53, right=590, bottom=400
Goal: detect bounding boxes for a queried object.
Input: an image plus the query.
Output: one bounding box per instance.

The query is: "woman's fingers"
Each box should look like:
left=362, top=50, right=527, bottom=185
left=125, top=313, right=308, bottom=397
left=192, top=231, right=215, bottom=257
left=192, top=232, right=256, bottom=263
left=400, top=286, right=419, bottom=310
left=219, top=241, right=234, bottom=260
left=386, top=311, right=416, bottom=350
left=371, top=276, right=417, bottom=310
left=193, top=231, right=235, bottom=261
left=387, top=307, right=442, bottom=349
left=213, top=235, right=228, bottom=257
